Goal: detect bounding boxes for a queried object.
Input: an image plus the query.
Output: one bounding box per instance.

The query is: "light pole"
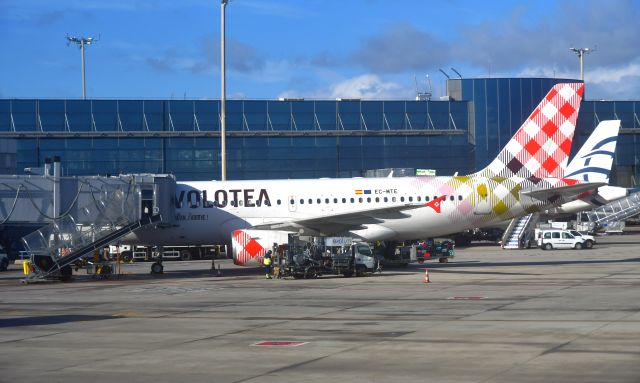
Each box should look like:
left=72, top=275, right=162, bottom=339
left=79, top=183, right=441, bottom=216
left=220, top=0, right=229, bottom=181
left=569, top=47, right=594, bottom=82
left=66, top=35, right=96, bottom=99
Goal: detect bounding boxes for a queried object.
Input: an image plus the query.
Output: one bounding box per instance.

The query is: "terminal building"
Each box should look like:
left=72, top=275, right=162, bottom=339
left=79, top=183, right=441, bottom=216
left=1, top=77, right=639, bottom=186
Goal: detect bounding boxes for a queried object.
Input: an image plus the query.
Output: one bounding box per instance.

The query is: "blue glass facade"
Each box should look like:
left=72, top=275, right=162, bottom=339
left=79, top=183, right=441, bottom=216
left=1, top=78, right=639, bottom=185
left=0, top=98, right=471, bottom=180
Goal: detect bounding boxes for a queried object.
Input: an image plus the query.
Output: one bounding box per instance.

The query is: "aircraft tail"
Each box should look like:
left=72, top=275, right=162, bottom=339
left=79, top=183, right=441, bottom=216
left=476, top=82, right=584, bottom=179
left=564, top=120, right=621, bottom=183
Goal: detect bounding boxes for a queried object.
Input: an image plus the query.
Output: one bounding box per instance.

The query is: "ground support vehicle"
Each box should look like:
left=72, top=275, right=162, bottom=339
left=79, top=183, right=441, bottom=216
left=537, top=229, right=589, bottom=250
left=277, top=237, right=377, bottom=279
left=415, top=240, right=455, bottom=263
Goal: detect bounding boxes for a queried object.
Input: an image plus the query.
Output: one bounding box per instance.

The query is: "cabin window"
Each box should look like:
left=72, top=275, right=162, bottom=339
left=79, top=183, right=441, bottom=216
left=333, top=198, right=338, bottom=203
left=308, top=199, right=313, bottom=204
left=325, top=198, right=330, bottom=204
left=256, top=201, right=261, bottom=207
left=458, top=195, right=463, bottom=201
left=392, top=197, right=396, bottom=202
left=400, top=197, right=405, bottom=202
left=384, top=197, right=388, bottom=202
left=417, top=196, right=422, bottom=202
left=277, top=200, right=282, bottom=205
left=425, top=196, right=430, bottom=201
left=449, top=195, right=455, bottom=201
left=350, top=198, right=355, bottom=203
left=342, top=198, right=346, bottom=203
left=375, top=197, right=380, bottom=202
left=289, top=199, right=294, bottom=204
left=408, top=196, right=413, bottom=202
left=358, top=197, right=363, bottom=203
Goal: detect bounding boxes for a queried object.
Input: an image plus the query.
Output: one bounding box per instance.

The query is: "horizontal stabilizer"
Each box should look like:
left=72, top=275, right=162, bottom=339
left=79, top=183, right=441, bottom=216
left=521, top=182, right=606, bottom=203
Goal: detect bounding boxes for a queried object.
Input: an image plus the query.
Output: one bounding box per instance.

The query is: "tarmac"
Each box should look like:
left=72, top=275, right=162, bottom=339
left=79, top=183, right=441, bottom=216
left=1, top=234, right=640, bottom=383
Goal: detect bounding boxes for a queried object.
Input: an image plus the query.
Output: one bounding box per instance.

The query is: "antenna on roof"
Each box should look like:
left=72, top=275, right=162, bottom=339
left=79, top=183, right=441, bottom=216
left=450, top=67, right=462, bottom=79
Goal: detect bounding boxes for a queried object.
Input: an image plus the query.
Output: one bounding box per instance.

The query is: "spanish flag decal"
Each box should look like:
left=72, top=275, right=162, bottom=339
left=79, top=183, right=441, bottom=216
left=355, top=190, right=363, bottom=195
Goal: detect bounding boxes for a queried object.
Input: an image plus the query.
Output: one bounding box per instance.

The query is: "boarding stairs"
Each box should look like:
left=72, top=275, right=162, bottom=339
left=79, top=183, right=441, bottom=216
left=501, top=213, right=539, bottom=249
left=21, top=181, right=162, bottom=282
left=584, top=192, right=640, bottom=231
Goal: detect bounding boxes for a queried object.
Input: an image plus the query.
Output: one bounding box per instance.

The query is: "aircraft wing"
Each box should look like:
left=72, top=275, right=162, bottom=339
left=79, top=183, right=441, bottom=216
left=250, top=204, right=423, bottom=235
left=521, top=182, right=606, bottom=203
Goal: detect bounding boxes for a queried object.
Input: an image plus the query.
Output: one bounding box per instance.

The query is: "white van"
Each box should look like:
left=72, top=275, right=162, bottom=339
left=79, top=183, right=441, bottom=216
left=537, top=229, right=585, bottom=250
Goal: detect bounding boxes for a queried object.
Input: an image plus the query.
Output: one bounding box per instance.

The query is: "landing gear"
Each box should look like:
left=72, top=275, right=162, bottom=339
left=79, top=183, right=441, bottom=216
left=151, top=246, right=164, bottom=274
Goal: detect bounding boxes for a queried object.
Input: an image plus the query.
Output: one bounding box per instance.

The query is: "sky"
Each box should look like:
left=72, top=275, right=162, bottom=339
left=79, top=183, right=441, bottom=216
left=1, top=0, right=639, bottom=101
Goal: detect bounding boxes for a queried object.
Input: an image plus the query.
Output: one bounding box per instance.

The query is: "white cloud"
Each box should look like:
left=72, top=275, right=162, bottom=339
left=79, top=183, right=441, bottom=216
left=518, top=62, right=640, bottom=100
left=278, top=74, right=411, bottom=100
left=588, top=63, right=640, bottom=84
left=327, top=74, right=403, bottom=99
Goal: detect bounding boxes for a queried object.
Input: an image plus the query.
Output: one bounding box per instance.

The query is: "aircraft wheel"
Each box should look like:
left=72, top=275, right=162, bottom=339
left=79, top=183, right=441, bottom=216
left=150, top=262, right=164, bottom=274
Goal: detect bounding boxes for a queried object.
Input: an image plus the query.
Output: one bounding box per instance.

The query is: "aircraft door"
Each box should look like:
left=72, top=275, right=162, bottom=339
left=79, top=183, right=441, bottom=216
left=140, top=188, right=154, bottom=219
left=474, top=182, right=492, bottom=215
left=288, top=195, right=297, bottom=212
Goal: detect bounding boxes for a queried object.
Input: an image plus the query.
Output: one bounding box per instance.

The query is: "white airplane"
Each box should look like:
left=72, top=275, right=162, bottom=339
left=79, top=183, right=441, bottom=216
left=129, top=82, right=611, bottom=265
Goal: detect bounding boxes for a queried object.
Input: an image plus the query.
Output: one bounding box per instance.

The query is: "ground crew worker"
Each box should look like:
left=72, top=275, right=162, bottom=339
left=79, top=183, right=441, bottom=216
left=264, top=250, right=273, bottom=279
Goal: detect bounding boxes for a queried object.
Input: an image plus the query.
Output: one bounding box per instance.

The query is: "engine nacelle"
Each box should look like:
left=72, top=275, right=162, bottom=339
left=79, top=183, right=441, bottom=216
left=232, top=229, right=290, bottom=266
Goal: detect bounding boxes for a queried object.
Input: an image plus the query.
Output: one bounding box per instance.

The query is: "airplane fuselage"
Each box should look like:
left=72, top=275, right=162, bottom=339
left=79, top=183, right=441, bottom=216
left=128, top=175, right=564, bottom=246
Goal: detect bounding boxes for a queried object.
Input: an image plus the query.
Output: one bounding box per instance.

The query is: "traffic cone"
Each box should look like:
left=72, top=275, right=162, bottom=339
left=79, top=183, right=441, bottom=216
left=424, top=268, right=430, bottom=284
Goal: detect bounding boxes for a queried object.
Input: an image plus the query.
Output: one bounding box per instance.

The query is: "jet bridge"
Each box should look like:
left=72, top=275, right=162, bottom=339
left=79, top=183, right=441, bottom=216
left=0, top=164, right=176, bottom=280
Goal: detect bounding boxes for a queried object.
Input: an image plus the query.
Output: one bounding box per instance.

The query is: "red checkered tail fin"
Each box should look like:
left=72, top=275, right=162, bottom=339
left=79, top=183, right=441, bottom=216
left=475, top=83, right=584, bottom=179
